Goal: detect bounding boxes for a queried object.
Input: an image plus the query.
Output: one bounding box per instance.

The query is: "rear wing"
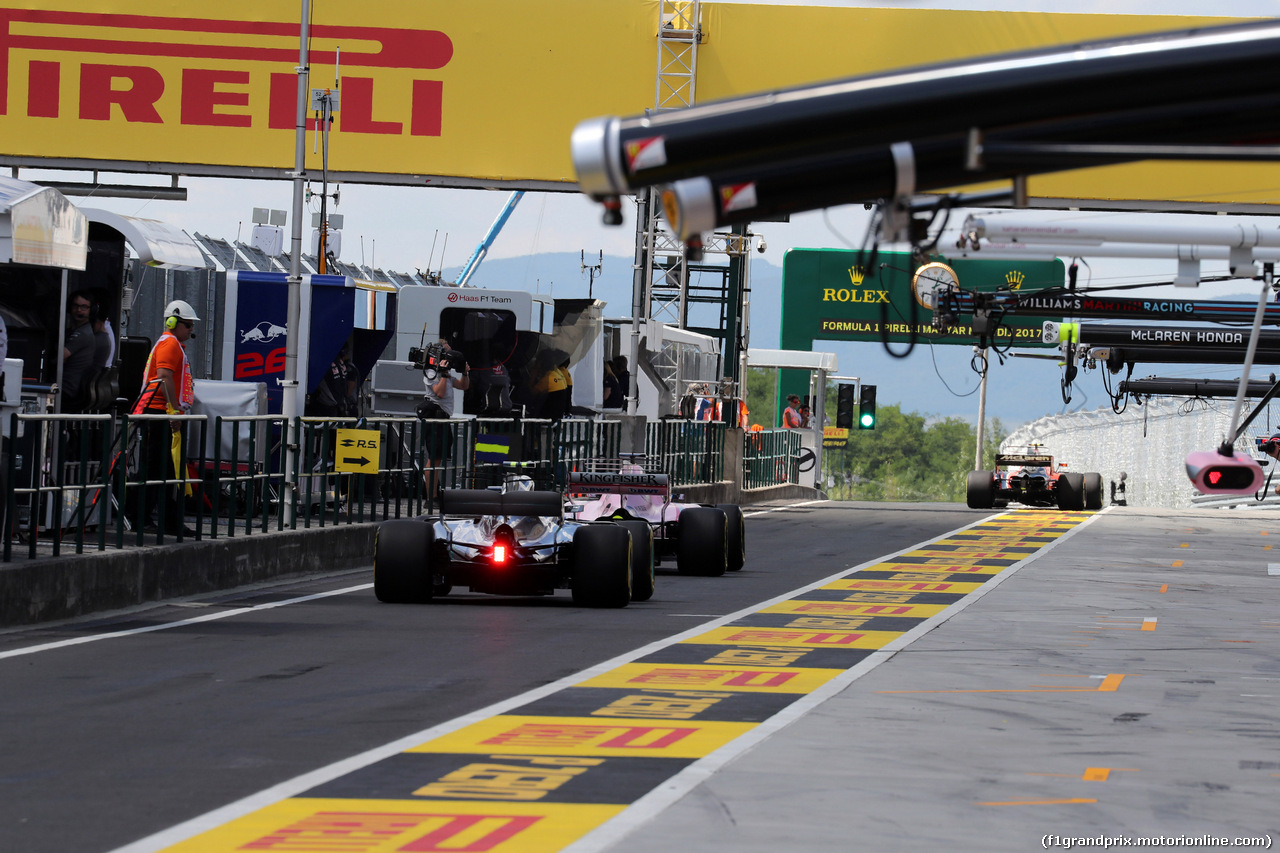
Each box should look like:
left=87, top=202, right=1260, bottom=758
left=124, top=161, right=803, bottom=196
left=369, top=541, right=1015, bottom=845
left=995, top=453, right=1053, bottom=466
left=568, top=471, right=671, bottom=496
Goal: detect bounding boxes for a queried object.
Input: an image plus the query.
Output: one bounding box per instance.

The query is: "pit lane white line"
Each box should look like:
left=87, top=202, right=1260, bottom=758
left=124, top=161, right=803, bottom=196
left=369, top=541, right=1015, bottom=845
left=742, top=499, right=827, bottom=517
left=0, top=584, right=373, bottom=661
left=4, top=504, right=825, bottom=659
left=108, top=507, right=1087, bottom=853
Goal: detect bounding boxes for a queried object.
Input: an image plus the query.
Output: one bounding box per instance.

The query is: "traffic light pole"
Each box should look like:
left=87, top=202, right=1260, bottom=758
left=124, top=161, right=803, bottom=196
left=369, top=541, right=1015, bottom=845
left=812, top=367, right=827, bottom=488
left=975, top=348, right=988, bottom=470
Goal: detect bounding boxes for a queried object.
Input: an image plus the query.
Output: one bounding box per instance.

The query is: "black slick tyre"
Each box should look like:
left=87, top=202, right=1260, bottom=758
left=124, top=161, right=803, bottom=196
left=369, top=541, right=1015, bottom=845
left=1083, top=472, right=1104, bottom=510
left=966, top=470, right=996, bottom=509
left=1057, top=472, right=1086, bottom=511
left=715, top=504, right=746, bottom=571
left=616, top=519, right=655, bottom=602
left=677, top=506, right=728, bottom=577
left=571, top=524, right=632, bottom=608
left=374, top=520, right=435, bottom=603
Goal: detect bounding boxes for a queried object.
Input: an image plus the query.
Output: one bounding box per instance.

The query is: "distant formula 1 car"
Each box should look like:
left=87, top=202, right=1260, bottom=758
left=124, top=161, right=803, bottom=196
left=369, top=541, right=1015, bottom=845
left=967, top=449, right=1102, bottom=511
left=566, top=459, right=745, bottom=576
left=374, top=478, right=651, bottom=607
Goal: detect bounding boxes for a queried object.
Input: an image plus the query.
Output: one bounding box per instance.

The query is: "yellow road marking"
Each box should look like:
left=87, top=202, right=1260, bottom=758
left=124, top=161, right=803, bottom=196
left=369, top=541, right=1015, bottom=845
left=1028, top=768, right=1137, bottom=782
left=580, top=664, right=846, bottom=694
left=1172, top=560, right=1184, bottom=567
left=410, top=715, right=756, bottom=758
left=977, top=798, right=1097, bottom=806
left=683, top=626, right=904, bottom=650
left=763, top=600, right=947, bottom=619
left=823, top=579, right=985, bottom=594
left=1141, top=617, right=1157, bottom=631
left=163, top=798, right=624, bottom=853
left=879, top=674, right=1130, bottom=695
left=1084, top=767, right=1139, bottom=781
left=1159, top=584, right=1169, bottom=593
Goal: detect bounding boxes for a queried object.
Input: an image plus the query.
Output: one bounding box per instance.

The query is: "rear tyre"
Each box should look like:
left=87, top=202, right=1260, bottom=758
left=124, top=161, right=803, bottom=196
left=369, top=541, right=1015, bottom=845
left=616, top=520, right=655, bottom=602
left=1083, top=472, right=1104, bottom=510
left=677, top=507, right=728, bottom=577
left=1058, top=472, right=1086, bottom=511
left=571, top=524, right=632, bottom=608
left=715, top=504, right=746, bottom=571
left=966, top=470, right=996, bottom=509
left=374, top=520, right=435, bottom=603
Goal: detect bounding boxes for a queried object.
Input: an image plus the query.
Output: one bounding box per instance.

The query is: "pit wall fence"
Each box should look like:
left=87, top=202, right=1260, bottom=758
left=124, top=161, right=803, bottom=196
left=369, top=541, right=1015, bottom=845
left=0, top=414, right=808, bottom=562
left=1002, top=396, right=1280, bottom=510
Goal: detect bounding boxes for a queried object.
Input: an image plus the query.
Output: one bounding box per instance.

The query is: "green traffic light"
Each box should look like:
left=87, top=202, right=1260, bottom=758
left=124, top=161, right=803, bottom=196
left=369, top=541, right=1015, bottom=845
left=859, top=412, right=875, bottom=428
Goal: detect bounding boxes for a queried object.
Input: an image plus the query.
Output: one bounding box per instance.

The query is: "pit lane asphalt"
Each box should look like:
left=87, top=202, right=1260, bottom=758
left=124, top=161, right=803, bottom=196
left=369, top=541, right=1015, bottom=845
left=10, top=503, right=1278, bottom=853
left=0, top=500, right=974, bottom=853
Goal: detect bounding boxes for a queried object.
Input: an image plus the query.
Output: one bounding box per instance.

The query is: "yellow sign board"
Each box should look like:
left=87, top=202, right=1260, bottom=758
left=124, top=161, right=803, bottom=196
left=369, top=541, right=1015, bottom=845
left=823, top=425, right=848, bottom=449
left=0, top=2, right=1270, bottom=206
left=334, top=428, right=379, bottom=474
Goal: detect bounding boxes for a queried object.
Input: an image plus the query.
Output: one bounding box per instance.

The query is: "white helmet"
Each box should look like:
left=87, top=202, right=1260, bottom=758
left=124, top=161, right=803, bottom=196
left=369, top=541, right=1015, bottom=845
left=164, top=299, right=199, bottom=323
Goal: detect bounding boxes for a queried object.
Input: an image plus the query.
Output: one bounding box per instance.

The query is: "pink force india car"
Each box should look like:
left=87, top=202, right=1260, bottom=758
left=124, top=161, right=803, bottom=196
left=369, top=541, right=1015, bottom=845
left=566, top=460, right=746, bottom=576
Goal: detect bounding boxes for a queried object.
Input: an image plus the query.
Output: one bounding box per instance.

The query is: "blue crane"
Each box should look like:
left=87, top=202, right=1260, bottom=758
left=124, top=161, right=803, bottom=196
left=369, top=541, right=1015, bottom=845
left=455, top=191, right=524, bottom=287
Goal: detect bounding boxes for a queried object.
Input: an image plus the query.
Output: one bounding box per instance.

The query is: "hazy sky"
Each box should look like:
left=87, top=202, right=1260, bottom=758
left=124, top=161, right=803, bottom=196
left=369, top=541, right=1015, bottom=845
left=28, top=1, right=1280, bottom=425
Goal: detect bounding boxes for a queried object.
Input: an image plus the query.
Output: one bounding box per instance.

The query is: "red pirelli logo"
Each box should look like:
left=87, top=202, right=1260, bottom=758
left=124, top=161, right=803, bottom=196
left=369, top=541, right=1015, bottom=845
left=0, top=9, right=451, bottom=135
left=241, top=810, right=539, bottom=852
left=480, top=723, right=695, bottom=751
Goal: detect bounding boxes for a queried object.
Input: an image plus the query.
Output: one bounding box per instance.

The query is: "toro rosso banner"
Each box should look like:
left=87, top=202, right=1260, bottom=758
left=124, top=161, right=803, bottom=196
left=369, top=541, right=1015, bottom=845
left=0, top=1, right=1271, bottom=202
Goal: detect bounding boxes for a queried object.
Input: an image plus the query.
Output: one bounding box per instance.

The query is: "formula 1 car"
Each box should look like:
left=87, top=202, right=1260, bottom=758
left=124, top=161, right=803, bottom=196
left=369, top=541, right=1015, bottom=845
left=565, top=459, right=745, bottom=577
left=967, top=449, right=1103, bottom=511
left=374, top=478, right=650, bottom=607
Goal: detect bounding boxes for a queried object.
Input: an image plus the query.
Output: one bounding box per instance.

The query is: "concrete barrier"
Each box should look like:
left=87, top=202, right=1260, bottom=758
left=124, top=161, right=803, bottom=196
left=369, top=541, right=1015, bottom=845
left=1, top=524, right=378, bottom=627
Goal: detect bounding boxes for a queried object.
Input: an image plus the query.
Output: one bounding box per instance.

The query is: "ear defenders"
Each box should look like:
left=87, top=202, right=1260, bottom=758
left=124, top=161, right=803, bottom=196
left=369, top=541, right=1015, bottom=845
left=165, top=315, right=178, bottom=330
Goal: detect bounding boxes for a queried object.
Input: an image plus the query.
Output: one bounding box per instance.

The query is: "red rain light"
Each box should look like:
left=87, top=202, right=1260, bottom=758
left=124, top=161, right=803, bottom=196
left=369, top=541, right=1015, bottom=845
left=1208, top=470, right=1222, bottom=485
left=493, top=544, right=508, bottom=564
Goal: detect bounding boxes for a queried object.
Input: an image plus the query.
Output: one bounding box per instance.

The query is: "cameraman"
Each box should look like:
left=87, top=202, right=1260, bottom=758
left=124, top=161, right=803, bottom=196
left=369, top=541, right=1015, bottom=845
left=420, top=341, right=470, bottom=501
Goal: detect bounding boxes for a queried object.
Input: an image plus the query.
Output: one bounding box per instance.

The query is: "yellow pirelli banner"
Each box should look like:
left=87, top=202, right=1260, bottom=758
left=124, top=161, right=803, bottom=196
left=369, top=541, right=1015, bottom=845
left=1, top=1, right=1272, bottom=204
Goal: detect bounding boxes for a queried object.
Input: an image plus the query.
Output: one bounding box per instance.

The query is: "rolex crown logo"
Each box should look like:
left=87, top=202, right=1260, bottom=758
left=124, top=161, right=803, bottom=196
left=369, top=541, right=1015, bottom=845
left=848, top=265, right=866, bottom=286
left=1005, top=270, right=1026, bottom=290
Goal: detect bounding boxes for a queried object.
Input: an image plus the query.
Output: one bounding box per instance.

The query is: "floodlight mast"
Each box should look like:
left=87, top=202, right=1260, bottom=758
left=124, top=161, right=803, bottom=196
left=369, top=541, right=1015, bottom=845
left=283, top=0, right=312, bottom=526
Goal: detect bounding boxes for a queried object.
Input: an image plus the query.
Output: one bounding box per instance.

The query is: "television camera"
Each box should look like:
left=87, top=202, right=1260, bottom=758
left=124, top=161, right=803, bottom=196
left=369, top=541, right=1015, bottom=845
left=408, top=342, right=467, bottom=382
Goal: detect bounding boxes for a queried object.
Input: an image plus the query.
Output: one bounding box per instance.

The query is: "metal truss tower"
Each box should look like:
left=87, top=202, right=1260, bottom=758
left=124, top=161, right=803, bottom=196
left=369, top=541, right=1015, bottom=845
left=627, top=2, right=702, bottom=413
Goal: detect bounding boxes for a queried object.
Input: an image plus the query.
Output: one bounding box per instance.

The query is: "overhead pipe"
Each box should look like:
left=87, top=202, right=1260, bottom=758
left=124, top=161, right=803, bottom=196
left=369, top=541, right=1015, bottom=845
left=573, top=19, right=1280, bottom=199
left=1119, top=378, right=1280, bottom=397
left=652, top=90, right=1280, bottom=240
left=1092, top=345, right=1280, bottom=365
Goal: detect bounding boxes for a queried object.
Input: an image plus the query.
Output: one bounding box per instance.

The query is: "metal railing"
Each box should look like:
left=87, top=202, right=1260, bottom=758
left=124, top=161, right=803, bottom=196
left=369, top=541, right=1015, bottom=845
left=742, top=428, right=801, bottom=490
left=645, top=419, right=725, bottom=486
left=1, top=412, right=637, bottom=561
